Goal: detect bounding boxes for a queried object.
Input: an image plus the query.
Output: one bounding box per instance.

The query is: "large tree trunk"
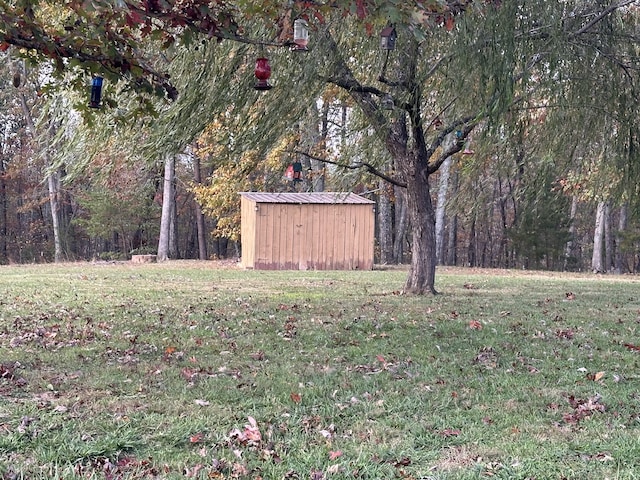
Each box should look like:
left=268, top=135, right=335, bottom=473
left=403, top=157, right=437, bottom=294
left=158, top=155, right=176, bottom=261
left=324, top=29, right=472, bottom=293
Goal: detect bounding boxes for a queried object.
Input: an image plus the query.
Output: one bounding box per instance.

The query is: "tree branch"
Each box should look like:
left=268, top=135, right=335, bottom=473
left=571, top=0, right=639, bottom=37
left=293, top=150, right=406, bottom=188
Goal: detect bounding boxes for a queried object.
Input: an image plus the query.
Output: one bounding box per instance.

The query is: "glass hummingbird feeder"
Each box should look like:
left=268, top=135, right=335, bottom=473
left=89, top=76, right=103, bottom=108
left=292, top=19, right=309, bottom=52
left=380, top=26, right=396, bottom=50
left=254, top=57, right=272, bottom=91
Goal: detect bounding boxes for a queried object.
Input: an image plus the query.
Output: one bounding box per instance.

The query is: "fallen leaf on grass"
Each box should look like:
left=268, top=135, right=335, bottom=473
left=290, top=392, right=302, bottom=403
left=623, top=343, right=640, bottom=352
left=189, top=433, right=205, bottom=444
left=555, top=329, right=575, bottom=340
left=468, top=320, right=482, bottom=330
left=586, top=371, right=605, bottom=382
left=249, top=351, right=265, bottom=361
left=194, top=399, right=210, bottom=406
left=229, top=416, right=262, bottom=445
left=439, top=428, right=461, bottom=437
left=182, top=368, right=198, bottom=383
left=328, top=450, right=342, bottom=460
left=563, top=394, right=605, bottom=424
left=184, top=464, right=203, bottom=477
left=394, top=457, right=411, bottom=467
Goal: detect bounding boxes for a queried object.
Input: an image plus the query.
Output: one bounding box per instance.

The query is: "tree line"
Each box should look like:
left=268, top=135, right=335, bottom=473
left=1, top=1, right=640, bottom=289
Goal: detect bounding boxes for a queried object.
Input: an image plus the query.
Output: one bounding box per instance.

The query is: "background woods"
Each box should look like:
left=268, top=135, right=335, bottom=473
left=1, top=1, right=640, bottom=278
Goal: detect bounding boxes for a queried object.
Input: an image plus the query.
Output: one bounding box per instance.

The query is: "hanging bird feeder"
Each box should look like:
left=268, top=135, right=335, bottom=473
left=380, top=26, right=396, bottom=50
left=89, top=76, right=103, bottom=108
left=254, top=57, right=272, bottom=91
left=293, top=19, right=309, bottom=52
left=292, top=161, right=303, bottom=182
left=284, top=164, right=294, bottom=180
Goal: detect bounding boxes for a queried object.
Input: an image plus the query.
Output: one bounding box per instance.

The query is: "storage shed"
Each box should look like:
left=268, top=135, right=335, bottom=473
left=240, top=192, right=375, bottom=270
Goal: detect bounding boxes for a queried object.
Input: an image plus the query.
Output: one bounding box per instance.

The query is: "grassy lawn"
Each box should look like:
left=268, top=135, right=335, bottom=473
left=0, top=262, right=639, bottom=479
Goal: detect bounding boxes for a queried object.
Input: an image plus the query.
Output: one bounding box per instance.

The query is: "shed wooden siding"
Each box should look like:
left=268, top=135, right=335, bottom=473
left=240, top=192, right=375, bottom=270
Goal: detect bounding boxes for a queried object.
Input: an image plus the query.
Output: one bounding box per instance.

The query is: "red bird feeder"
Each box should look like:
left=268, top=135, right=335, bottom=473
left=254, top=57, right=272, bottom=91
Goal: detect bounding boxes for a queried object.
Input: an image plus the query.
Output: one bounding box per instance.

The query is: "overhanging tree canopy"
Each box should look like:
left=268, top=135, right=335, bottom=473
left=3, top=1, right=640, bottom=293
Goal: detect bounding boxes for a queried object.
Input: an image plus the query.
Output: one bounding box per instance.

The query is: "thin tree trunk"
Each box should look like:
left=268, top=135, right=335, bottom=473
left=435, top=156, right=452, bottom=265
left=18, top=91, right=63, bottom=262
left=0, top=154, right=6, bottom=262
left=393, top=187, right=407, bottom=264
left=377, top=180, right=393, bottom=264
left=446, top=170, right=459, bottom=266
left=47, top=172, right=63, bottom=262
left=447, top=213, right=457, bottom=266
left=193, top=153, right=208, bottom=260
left=564, top=195, right=578, bottom=270
left=592, top=201, right=606, bottom=273
left=468, top=218, right=477, bottom=267
left=604, top=201, right=612, bottom=272
left=158, top=155, right=176, bottom=261
left=614, top=203, right=628, bottom=274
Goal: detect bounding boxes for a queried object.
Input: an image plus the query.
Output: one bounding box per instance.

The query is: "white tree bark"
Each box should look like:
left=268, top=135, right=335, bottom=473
left=435, top=156, right=453, bottom=265
left=592, top=201, right=606, bottom=273
left=19, top=91, right=63, bottom=262
left=157, top=155, right=176, bottom=261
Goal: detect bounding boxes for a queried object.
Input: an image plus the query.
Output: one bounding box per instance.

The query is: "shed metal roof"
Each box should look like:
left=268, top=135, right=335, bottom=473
left=239, top=192, right=374, bottom=205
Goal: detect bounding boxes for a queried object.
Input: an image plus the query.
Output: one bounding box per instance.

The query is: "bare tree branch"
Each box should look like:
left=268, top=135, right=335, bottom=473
left=293, top=150, right=406, bottom=188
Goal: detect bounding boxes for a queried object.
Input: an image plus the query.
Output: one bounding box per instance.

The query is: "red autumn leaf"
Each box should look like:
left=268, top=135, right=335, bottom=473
left=365, top=22, right=374, bottom=36
left=290, top=392, right=302, bottom=403
left=375, top=355, right=386, bottom=363
left=189, top=432, right=204, bottom=443
left=468, top=320, right=482, bottom=330
left=182, top=368, right=198, bottom=382
left=0, top=42, right=10, bottom=52
left=328, top=450, right=343, bottom=460
left=445, top=16, right=455, bottom=31
left=623, top=343, right=640, bottom=352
